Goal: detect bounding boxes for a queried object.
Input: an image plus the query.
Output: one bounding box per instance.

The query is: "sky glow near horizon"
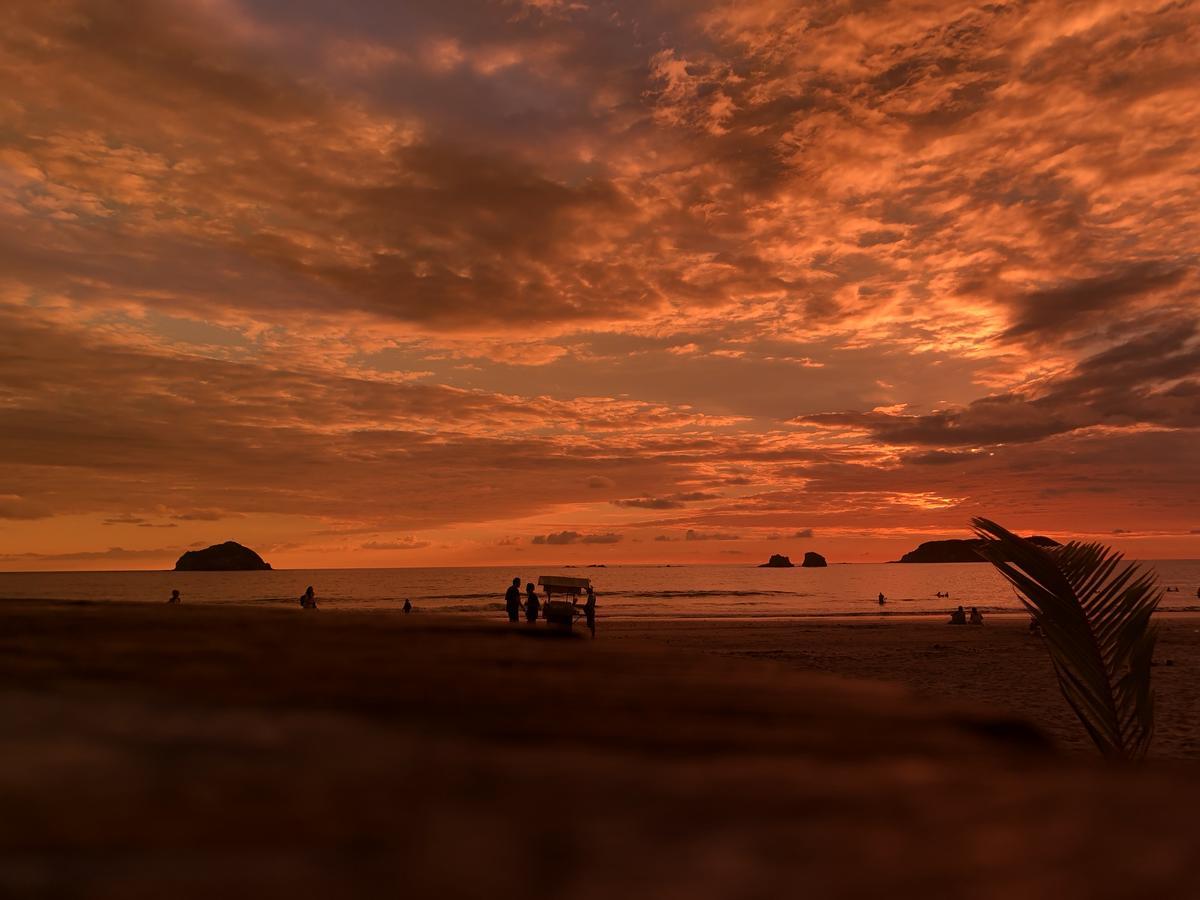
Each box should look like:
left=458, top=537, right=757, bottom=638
left=1, top=0, right=1198, bottom=570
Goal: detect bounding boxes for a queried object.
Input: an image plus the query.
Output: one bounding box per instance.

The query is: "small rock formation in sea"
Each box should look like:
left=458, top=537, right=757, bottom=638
left=174, top=541, right=272, bottom=571
left=759, top=554, right=794, bottom=568
left=801, top=551, right=828, bottom=568
left=895, top=536, right=1059, bottom=564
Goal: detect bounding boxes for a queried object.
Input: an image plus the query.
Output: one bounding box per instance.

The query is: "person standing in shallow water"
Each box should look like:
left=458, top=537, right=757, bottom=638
left=300, top=586, right=317, bottom=610
left=505, top=577, right=522, bottom=623
left=168, top=589, right=181, bottom=604
left=524, top=583, right=540, bottom=623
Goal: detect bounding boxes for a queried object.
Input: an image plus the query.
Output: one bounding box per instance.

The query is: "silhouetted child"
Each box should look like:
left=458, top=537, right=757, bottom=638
left=949, top=605, right=966, bottom=625
left=877, top=592, right=886, bottom=605
left=403, top=598, right=412, bottom=614
left=525, top=583, right=540, bottom=623
left=969, top=607, right=984, bottom=625
left=583, top=586, right=596, bottom=638
left=168, top=589, right=181, bottom=604
left=300, top=586, right=317, bottom=609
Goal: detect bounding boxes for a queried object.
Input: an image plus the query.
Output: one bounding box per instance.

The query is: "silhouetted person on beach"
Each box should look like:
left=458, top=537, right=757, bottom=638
left=300, top=586, right=317, bottom=610
left=505, top=577, right=522, bottom=623
left=524, top=583, right=540, bottom=623
left=949, top=605, right=966, bottom=625
left=969, top=607, right=984, bottom=625
left=168, top=589, right=181, bottom=604
left=583, top=585, right=596, bottom=638
left=403, top=598, right=412, bottom=614
left=878, top=592, right=886, bottom=605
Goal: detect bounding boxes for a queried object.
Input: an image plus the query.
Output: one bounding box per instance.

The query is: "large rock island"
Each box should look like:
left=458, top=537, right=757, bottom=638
left=759, top=554, right=794, bottom=568
left=896, top=535, right=1059, bottom=564
left=801, top=552, right=828, bottom=568
left=174, top=541, right=272, bottom=571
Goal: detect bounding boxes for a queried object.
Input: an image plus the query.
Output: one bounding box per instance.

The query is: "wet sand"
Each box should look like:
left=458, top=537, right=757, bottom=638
left=2, top=600, right=1199, bottom=898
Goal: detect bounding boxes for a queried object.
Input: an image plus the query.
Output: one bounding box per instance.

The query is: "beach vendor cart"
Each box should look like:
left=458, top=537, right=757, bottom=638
left=537, top=575, right=591, bottom=631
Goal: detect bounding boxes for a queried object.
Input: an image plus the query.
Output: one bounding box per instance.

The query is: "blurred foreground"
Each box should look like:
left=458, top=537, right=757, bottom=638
left=1, top=601, right=1198, bottom=898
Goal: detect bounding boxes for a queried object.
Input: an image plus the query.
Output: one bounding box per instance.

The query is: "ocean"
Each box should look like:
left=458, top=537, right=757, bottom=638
left=3, top=561, right=1199, bottom=618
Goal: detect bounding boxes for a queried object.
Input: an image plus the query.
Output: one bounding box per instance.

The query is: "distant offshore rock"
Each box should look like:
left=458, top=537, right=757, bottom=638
left=174, top=541, right=272, bottom=571
left=759, top=554, right=794, bottom=568
left=801, top=551, right=828, bottom=568
left=896, top=536, right=1059, bottom=564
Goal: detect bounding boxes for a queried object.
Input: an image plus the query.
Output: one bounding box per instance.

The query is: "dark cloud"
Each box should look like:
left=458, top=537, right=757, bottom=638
left=612, top=491, right=721, bottom=508
left=612, top=498, right=684, bottom=510
left=0, top=496, right=53, bottom=520
left=902, top=450, right=986, bottom=465
left=581, top=533, right=622, bottom=545
left=804, top=397, right=1074, bottom=448
left=360, top=539, right=431, bottom=551
left=0, top=547, right=175, bottom=563
left=172, top=510, right=242, bottom=521
left=1003, top=263, right=1190, bottom=342
left=532, top=531, right=622, bottom=545
left=684, top=530, right=740, bottom=542
left=103, top=514, right=146, bottom=526
left=102, top=514, right=177, bottom=528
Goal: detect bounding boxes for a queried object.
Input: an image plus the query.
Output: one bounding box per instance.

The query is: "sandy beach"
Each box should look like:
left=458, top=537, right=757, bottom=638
left=607, top=614, right=1200, bottom=759
left=3, top=600, right=1200, bottom=898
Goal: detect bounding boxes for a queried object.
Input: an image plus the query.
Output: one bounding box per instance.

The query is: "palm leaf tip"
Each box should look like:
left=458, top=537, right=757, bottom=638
left=970, top=517, right=1162, bottom=760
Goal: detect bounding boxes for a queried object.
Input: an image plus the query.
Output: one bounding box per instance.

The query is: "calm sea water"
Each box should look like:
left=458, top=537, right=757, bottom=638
left=2, top=562, right=1199, bottom=618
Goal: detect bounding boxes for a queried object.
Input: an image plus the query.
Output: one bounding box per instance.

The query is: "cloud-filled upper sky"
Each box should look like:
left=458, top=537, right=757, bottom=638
left=1, top=0, right=1198, bottom=569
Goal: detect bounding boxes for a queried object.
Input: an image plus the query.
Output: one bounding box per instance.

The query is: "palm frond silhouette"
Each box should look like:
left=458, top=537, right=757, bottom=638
left=972, top=517, right=1160, bottom=760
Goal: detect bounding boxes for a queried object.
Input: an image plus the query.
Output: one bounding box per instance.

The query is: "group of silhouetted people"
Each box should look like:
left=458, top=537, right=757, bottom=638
left=505, top=577, right=596, bottom=637
left=948, top=605, right=983, bottom=625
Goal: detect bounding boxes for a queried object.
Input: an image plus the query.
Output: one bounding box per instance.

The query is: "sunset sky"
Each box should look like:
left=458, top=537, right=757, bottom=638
left=1, top=0, right=1198, bottom=570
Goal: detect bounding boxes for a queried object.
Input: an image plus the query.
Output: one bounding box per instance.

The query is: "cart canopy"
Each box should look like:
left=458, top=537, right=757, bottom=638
left=537, top=575, right=591, bottom=593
